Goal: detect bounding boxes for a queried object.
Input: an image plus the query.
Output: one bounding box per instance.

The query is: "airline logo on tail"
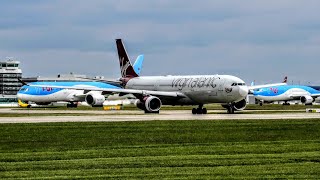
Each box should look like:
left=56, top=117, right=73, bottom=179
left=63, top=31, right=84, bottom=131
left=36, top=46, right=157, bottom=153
left=116, top=39, right=139, bottom=78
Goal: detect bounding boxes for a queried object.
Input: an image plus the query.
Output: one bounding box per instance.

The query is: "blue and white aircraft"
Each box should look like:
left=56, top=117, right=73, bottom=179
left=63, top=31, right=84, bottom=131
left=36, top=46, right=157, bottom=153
left=253, top=85, right=320, bottom=105
left=17, top=55, right=144, bottom=108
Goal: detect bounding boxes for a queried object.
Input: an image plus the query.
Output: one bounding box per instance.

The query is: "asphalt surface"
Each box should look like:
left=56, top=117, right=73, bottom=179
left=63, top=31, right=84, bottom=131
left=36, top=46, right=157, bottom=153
left=0, top=108, right=319, bottom=123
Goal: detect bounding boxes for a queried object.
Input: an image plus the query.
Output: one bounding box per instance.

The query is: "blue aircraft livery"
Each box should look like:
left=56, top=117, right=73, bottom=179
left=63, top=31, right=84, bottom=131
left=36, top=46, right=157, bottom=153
left=17, top=81, right=121, bottom=107
left=253, top=85, right=320, bottom=104
left=133, top=55, right=144, bottom=76
left=18, top=81, right=120, bottom=96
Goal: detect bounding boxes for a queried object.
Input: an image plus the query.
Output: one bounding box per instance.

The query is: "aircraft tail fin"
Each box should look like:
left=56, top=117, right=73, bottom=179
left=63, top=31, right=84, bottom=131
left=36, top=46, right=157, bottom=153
left=116, top=39, right=139, bottom=78
left=132, top=55, right=144, bottom=76
left=282, top=76, right=288, bottom=83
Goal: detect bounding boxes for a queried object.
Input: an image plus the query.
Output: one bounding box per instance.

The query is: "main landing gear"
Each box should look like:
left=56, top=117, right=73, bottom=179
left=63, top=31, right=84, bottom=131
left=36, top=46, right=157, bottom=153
left=67, top=102, right=78, bottom=108
left=282, top=101, right=290, bottom=105
left=192, top=104, right=207, bottom=114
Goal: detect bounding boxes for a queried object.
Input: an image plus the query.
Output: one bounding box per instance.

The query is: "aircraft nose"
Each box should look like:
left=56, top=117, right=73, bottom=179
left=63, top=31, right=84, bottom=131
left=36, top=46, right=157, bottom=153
left=239, top=86, right=248, bottom=97
left=252, top=91, right=259, bottom=96
left=17, top=93, right=22, bottom=100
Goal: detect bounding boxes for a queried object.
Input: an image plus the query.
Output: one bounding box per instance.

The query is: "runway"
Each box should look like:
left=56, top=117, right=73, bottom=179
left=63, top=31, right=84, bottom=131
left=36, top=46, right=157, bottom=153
left=0, top=108, right=319, bottom=123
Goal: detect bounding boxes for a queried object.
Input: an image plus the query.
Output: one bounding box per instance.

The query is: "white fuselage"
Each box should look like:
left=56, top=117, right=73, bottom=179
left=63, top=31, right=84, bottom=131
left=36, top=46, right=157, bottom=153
left=125, top=75, right=248, bottom=105
left=17, top=82, right=121, bottom=104
left=254, top=88, right=313, bottom=102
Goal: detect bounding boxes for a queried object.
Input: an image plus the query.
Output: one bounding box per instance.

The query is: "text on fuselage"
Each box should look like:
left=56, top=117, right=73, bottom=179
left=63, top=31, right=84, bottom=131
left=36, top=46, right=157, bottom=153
left=270, top=87, right=278, bottom=94
left=172, top=77, right=218, bottom=90
left=42, top=87, right=54, bottom=91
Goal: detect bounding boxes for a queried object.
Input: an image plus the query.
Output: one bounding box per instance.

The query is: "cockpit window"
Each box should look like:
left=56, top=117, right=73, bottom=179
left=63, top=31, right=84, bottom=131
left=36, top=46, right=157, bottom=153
left=231, top=83, right=246, bottom=86
left=20, top=88, right=28, bottom=92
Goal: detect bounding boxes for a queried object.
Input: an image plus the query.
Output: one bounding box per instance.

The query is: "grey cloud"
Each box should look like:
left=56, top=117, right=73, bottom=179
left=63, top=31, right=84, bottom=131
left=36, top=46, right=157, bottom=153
left=1, top=0, right=320, bottom=84
left=0, top=49, right=120, bottom=78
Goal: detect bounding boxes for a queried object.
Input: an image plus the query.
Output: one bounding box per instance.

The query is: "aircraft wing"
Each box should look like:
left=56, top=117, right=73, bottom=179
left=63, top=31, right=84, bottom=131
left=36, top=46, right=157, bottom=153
left=289, top=93, right=320, bottom=99
left=311, top=94, right=320, bottom=98
left=248, top=83, right=287, bottom=93
left=28, top=84, right=187, bottom=98
left=75, top=77, right=122, bottom=87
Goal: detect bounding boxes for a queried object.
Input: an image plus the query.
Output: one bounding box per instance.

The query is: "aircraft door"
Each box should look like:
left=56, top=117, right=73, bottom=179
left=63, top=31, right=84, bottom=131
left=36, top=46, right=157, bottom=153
left=218, top=77, right=225, bottom=92
left=36, top=87, right=41, bottom=95
left=153, top=80, right=160, bottom=91
left=217, top=78, right=228, bottom=102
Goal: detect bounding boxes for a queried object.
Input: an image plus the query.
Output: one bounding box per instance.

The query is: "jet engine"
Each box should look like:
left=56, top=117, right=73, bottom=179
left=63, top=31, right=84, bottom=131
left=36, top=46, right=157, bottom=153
left=136, top=96, right=162, bottom=113
left=221, top=99, right=247, bottom=113
left=300, top=95, right=313, bottom=104
left=85, top=93, right=105, bottom=107
left=233, top=99, right=247, bottom=111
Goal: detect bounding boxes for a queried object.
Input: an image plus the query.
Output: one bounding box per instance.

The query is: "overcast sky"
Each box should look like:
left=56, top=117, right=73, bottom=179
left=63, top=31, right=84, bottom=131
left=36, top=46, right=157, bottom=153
left=1, top=1, right=320, bottom=85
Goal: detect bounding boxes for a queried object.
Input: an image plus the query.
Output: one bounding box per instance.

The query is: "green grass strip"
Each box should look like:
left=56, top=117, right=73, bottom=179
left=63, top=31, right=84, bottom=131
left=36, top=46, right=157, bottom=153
left=0, top=119, right=319, bottom=179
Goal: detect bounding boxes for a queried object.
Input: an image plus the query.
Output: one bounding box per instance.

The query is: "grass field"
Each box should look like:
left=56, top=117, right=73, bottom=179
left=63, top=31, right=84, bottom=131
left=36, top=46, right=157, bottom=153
left=0, top=110, right=308, bottom=117
left=1, top=119, right=320, bottom=179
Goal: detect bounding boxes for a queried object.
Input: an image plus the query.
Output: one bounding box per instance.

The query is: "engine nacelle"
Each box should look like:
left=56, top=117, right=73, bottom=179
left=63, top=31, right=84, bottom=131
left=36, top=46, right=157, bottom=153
left=136, top=96, right=162, bottom=113
left=233, top=99, right=247, bottom=111
left=85, top=93, right=105, bottom=107
left=300, top=95, right=313, bottom=104
left=221, top=99, right=247, bottom=111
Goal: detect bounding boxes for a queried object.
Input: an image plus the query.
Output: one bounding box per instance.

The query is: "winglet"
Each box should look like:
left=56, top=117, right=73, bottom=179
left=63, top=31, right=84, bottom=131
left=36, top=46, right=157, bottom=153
left=116, top=39, right=139, bottom=78
left=282, top=76, right=287, bottom=83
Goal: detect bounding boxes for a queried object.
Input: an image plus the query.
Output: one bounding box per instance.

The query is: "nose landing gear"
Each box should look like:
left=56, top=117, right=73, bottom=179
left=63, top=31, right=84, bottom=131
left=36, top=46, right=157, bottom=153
left=226, top=105, right=235, bottom=114
left=192, top=104, right=207, bottom=114
left=222, top=103, right=235, bottom=114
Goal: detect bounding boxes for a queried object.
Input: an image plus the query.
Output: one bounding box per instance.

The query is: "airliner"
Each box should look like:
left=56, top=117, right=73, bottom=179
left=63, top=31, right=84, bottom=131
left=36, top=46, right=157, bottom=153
left=30, top=39, right=284, bottom=114
left=17, top=55, right=144, bottom=108
left=253, top=85, right=320, bottom=105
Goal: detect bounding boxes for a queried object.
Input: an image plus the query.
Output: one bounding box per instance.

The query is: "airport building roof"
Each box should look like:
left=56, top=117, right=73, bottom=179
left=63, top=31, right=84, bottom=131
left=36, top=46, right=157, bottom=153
left=0, top=58, right=22, bottom=74
left=22, top=73, right=109, bottom=82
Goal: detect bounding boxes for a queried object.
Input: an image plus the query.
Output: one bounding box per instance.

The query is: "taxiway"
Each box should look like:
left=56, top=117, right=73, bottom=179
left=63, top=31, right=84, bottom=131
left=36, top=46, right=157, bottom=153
left=0, top=108, right=319, bottom=123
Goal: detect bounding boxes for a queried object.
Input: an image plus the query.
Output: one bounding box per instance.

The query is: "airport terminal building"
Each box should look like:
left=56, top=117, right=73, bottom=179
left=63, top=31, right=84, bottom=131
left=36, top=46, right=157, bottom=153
left=0, top=59, right=22, bottom=104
